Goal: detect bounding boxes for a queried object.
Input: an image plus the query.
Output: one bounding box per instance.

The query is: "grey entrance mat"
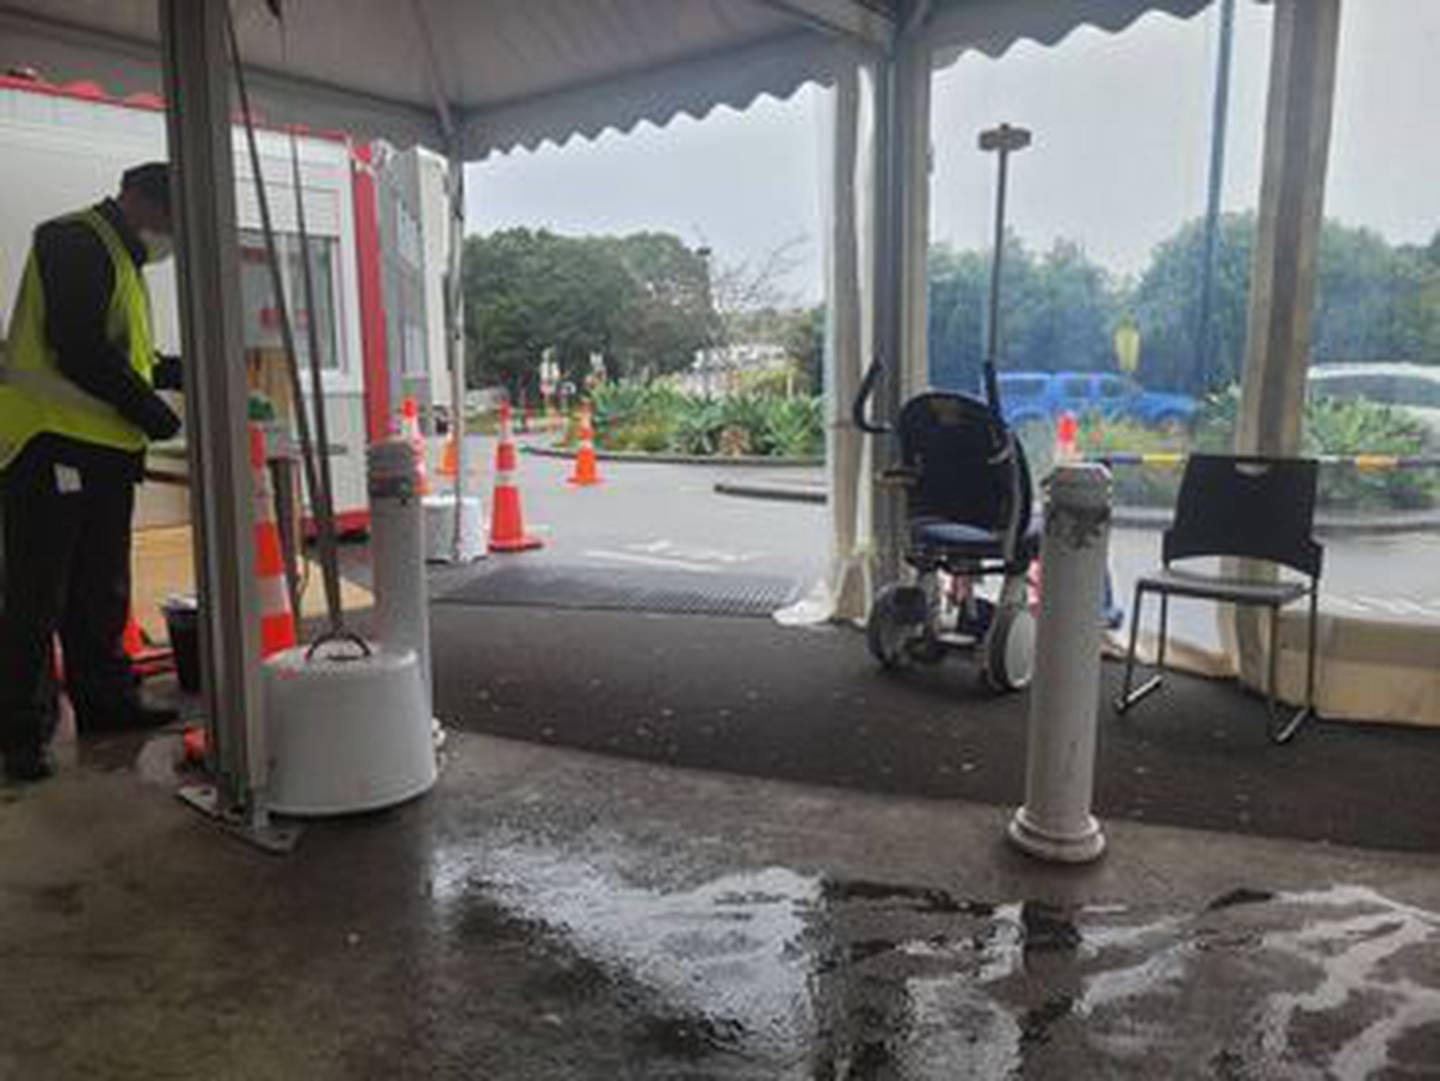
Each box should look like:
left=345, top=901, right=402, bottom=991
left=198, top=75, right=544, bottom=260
left=435, top=563, right=804, bottom=618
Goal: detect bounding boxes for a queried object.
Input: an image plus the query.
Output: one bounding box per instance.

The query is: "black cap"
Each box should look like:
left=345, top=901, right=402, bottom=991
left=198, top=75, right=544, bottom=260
left=121, top=161, right=171, bottom=211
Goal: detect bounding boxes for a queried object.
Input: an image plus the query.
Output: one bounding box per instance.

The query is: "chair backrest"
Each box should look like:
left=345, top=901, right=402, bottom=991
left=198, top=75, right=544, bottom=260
left=1164, top=454, right=1322, bottom=577
left=896, top=391, right=1032, bottom=537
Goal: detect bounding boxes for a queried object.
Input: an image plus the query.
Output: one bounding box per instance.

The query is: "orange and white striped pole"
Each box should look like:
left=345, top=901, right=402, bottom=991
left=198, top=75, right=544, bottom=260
left=488, top=402, right=542, bottom=552
left=250, top=424, right=298, bottom=656
left=567, top=402, right=602, bottom=487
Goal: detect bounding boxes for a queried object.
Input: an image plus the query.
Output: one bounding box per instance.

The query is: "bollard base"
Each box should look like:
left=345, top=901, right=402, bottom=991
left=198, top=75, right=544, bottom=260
left=422, top=494, right=486, bottom=564
left=1006, top=807, right=1106, bottom=864
left=264, top=645, right=436, bottom=816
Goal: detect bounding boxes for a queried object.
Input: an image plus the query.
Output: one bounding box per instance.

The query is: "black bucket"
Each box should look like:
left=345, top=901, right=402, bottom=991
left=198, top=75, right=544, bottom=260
left=162, top=596, right=201, bottom=693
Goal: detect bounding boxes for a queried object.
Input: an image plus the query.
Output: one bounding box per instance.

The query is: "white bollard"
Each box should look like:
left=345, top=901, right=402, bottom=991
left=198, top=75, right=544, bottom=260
left=1008, top=462, right=1112, bottom=863
left=368, top=439, right=433, bottom=717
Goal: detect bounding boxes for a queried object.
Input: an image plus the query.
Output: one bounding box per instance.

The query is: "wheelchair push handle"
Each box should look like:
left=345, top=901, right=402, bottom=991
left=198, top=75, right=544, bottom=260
left=853, top=359, right=892, bottom=435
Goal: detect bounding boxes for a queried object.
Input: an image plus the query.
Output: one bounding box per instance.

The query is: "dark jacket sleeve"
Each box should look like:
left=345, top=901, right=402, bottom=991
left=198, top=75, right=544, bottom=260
left=34, top=221, right=181, bottom=441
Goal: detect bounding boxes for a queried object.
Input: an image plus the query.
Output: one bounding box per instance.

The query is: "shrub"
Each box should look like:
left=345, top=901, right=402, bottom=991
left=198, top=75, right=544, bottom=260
left=1303, top=396, right=1435, bottom=510
left=764, top=396, right=825, bottom=458
left=671, top=398, right=724, bottom=455
left=577, top=380, right=824, bottom=458
left=1194, top=386, right=1438, bottom=511
left=1016, top=387, right=1437, bottom=512
left=736, top=366, right=801, bottom=399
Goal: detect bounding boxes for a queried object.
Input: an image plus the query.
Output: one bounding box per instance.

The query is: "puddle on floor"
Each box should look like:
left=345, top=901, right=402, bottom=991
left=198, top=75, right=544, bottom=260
left=424, top=837, right=1440, bottom=1078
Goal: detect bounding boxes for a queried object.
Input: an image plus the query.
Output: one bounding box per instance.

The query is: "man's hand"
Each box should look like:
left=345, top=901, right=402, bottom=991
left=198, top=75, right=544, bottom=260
left=153, top=353, right=183, bottom=391
left=137, top=395, right=182, bottom=441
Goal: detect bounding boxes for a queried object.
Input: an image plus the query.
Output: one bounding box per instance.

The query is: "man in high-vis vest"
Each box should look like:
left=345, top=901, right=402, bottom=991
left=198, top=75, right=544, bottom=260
left=1, top=162, right=183, bottom=783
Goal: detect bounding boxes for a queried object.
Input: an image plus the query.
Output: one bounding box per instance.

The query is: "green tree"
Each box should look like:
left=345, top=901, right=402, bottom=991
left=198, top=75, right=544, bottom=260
left=600, top=232, right=713, bottom=378
left=1132, top=213, right=1256, bottom=393
left=927, top=243, right=992, bottom=392
left=779, top=305, right=824, bottom=393
left=462, top=228, right=715, bottom=396
left=927, top=234, right=1118, bottom=391
left=1009, top=239, right=1117, bottom=374
left=1132, top=214, right=1440, bottom=394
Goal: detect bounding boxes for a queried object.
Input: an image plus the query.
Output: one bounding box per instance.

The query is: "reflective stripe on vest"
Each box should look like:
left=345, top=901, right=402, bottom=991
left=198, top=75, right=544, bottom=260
left=0, top=207, right=154, bottom=469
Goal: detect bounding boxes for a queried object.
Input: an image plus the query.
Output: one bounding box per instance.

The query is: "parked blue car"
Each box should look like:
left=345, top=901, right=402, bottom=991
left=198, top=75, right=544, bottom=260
left=994, top=371, right=1198, bottom=430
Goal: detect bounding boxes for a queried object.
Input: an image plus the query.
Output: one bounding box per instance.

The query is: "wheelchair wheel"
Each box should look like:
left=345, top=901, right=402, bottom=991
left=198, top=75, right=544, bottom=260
left=983, top=605, right=1035, bottom=691
left=867, top=584, right=927, bottom=670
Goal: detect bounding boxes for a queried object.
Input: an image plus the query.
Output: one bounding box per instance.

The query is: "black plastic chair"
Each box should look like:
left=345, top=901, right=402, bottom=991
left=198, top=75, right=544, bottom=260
left=1115, top=454, right=1323, bottom=744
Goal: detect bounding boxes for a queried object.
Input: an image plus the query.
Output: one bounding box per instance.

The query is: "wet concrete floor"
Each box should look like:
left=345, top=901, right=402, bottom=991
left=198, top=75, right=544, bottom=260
left=2, top=733, right=1439, bottom=1080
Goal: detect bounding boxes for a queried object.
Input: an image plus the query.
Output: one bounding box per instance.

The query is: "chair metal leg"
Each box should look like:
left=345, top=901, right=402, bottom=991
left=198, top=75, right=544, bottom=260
left=1157, top=592, right=1170, bottom=669
left=1266, top=603, right=1279, bottom=717
left=1305, top=584, right=1320, bottom=714
left=1267, top=599, right=1313, bottom=745
left=1116, top=584, right=1163, bottom=713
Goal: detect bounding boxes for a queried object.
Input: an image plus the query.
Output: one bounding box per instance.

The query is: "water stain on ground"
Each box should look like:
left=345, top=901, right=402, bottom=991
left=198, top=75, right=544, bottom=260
left=422, top=839, right=1440, bottom=1078
left=822, top=877, right=996, bottom=917
left=1020, top=901, right=1082, bottom=953
left=633, top=1013, right=747, bottom=1059
left=1019, top=994, right=1075, bottom=1048
left=6, top=880, right=84, bottom=917
left=1207, top=886, right=1276, bottom=912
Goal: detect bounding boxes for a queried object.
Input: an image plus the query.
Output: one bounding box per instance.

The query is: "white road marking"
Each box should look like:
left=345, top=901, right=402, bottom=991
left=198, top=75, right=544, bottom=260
left=609, top=539, right=768, bottom=567
left=640, top=539, right=765, bottom=565
left=582, top=549, right=722, bottom=574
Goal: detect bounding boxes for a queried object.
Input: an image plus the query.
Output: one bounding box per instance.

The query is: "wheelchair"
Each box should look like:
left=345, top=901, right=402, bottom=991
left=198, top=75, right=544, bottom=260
left=853, top=362, right=1039, bottom=691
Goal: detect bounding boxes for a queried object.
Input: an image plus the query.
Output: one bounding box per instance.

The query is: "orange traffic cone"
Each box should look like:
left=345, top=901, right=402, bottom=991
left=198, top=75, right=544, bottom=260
left=400, top=397, right=432, bottom=495
left=123, top=612, right=145, bottom=659
left=123, top=607, right=174, bottom=679
left=182, top=725, right=207, bottom=765
left=489, top=402, right=542, bottom=552
left=437, top=432, right=459, bottom=479
left=250, top=424, right=298, bottom=656
left=567, top=403, right=602, bottom=487
left=1054, top=411, right=1081, bottom=465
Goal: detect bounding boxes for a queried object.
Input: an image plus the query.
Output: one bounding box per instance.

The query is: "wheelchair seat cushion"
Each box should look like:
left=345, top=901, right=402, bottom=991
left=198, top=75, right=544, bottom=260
left=911, top=517, right=1041, bottom=561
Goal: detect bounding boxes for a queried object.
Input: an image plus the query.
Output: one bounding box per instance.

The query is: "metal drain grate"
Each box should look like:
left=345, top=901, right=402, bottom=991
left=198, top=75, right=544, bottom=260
left=436, top=563, right=803, bottom=618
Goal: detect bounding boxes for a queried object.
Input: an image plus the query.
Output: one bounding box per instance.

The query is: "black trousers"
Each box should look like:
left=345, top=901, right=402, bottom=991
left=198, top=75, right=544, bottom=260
left=0, top=439, right=138, bottom=753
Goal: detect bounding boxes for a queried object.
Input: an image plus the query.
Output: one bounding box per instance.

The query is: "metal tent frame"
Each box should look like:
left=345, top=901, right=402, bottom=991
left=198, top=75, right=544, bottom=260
left=0, top=0, right=1343, bottom=825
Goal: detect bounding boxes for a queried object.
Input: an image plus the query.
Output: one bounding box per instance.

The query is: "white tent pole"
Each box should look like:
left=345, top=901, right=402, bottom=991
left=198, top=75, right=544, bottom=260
left=827, top=63, right=866, bottom=620
left=867, top=56, right=902, bottom=587
left=1228, top=0, right=1341, bottom=685
left=867, top=10, right=930, bottom=588
left=1236, top=0, right=1341, bottom=458
left=159, top=0, right=266, bottom=820
left=896, top=31, right=931, bottom=401
left=447, top=151, right=469, bottom=561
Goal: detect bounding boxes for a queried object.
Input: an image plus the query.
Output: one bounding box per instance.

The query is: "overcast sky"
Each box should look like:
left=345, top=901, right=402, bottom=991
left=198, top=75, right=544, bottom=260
left=467, top=1, right=1439, bottom=305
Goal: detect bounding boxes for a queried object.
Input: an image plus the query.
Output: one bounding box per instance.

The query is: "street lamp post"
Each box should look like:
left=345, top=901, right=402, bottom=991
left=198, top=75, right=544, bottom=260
left=978, top=123, right=1032, bottom=412
left=1196, top=0, right=1237, bottom=391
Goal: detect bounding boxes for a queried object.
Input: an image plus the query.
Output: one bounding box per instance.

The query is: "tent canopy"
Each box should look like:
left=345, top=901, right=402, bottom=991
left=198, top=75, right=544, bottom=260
left=0, top=0, right=1211, bottom=159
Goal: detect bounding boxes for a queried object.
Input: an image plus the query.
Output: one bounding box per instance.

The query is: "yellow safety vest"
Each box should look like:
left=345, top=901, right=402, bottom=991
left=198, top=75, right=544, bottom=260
left=0, top=207, right=155, bottom=469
